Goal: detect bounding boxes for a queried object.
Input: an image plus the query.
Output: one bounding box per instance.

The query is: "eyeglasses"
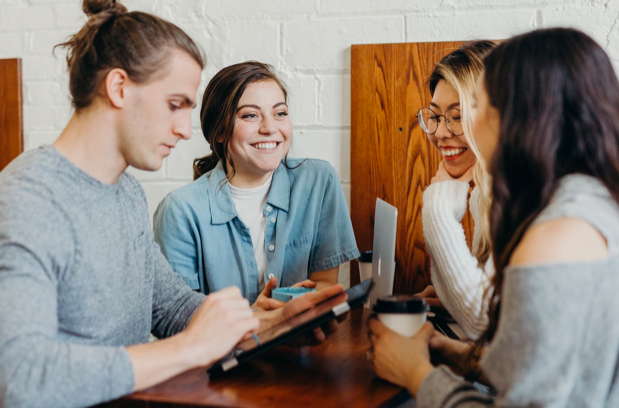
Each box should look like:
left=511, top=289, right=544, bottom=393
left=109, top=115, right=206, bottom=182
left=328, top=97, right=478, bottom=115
left=416, top=107, right=463, bottom=136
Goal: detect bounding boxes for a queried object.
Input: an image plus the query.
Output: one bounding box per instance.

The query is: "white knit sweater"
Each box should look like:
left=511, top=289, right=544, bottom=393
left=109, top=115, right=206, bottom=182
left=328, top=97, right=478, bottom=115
left=422, top=180, right=494, bottom=340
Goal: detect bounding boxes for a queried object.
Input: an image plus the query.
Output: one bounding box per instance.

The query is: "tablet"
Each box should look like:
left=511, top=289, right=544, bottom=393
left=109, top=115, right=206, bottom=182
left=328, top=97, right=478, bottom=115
left=208, top=278, right=375, bottom=375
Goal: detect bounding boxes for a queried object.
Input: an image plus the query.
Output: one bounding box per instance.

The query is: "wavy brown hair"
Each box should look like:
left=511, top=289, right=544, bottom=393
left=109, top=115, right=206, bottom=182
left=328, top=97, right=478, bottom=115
left=473, top=28, right=619, bottom=358
left=193, top=61, right=291, bottom=180
left=55, top=0, right=204, bottom=111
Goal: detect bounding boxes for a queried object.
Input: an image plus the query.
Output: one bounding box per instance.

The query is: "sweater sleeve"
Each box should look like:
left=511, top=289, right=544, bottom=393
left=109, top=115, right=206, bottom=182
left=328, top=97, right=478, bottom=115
left=422, top=181, right=489, bottom=339
left=0, top=194, right=134, bottom=408
left=416, top=262, right=599, bottom=408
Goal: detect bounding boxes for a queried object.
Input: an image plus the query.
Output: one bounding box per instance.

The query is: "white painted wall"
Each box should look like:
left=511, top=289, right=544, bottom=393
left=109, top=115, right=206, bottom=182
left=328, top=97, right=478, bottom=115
left=2, top=0, right=619, bottom=287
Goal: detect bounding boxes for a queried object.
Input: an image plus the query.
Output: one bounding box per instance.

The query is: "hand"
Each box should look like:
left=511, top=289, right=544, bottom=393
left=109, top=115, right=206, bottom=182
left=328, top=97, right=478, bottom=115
left=413, top=285, right=443, bottom=309
left=429, top=332, right=484, bottom=381
left=368, top=318, right=435, bottom=397
left=181, top=286, right=259, bottom=368
left=431, top=161, right=474, bottom=185
left=253, top=277, right=317, bottom=311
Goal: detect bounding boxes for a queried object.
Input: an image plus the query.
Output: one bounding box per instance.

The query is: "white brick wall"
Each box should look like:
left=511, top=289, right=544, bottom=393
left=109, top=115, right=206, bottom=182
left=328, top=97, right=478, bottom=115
left=2, top=0, right=619, bottom=287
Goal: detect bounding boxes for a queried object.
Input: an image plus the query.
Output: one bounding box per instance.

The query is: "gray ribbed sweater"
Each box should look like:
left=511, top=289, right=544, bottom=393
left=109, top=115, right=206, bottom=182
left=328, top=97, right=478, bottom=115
left=0, top=146, right=205, bottom=408
left=418, top=174, right=619, bottom=407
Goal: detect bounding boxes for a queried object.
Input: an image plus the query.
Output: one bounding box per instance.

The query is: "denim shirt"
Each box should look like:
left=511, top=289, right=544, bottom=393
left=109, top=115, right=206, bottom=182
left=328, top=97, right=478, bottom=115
left=153, top=159, right=359, bottom=303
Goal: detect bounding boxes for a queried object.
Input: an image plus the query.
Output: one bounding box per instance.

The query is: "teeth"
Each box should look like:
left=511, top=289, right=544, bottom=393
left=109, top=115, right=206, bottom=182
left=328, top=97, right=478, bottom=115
left=253, top=142, right=277, bottom=150
left=442, top=147, right=467, bottom=157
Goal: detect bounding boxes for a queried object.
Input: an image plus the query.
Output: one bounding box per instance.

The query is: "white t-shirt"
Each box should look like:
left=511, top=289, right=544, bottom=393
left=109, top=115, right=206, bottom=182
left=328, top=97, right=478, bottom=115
left=229, top=175, right=273, bottom=290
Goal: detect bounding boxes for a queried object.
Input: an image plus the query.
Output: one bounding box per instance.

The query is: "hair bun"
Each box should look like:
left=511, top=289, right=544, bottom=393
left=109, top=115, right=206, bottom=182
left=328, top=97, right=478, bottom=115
left=82, top=0, right=127, bottom=16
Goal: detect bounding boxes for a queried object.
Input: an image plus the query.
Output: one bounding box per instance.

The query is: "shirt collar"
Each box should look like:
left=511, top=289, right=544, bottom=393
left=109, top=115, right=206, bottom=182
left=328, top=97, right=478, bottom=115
left=206, top=160, right=291, bottom=225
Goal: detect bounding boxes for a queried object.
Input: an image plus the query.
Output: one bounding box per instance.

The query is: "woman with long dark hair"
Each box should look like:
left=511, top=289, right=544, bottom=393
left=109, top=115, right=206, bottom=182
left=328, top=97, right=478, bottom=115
left=368, top=27, right=619, bottom=406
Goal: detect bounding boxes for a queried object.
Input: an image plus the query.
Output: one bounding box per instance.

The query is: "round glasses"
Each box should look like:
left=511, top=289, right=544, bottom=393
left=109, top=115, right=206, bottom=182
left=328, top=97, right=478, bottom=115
left=416, top=108, right=463, bottom=136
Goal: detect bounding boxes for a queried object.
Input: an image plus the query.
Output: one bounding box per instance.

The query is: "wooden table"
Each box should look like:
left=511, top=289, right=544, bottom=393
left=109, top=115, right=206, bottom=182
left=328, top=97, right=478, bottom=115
left=104, top=309, right=411, bottom=408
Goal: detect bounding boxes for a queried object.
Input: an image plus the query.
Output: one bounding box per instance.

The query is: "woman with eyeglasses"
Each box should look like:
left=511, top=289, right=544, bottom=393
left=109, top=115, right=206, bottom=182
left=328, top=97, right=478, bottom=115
left=369, top=27, right=619, bottom=407
left=415, top=41, right=496, bottom=340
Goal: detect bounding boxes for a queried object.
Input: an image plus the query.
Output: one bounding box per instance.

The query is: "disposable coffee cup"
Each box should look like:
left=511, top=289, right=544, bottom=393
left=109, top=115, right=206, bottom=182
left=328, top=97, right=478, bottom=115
left=373, top=295, right=428, bottom=337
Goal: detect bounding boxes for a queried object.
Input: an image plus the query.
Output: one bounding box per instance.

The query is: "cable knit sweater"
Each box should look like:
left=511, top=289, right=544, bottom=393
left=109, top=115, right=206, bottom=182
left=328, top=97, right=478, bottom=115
left=422, top=181, right=493, bottom=339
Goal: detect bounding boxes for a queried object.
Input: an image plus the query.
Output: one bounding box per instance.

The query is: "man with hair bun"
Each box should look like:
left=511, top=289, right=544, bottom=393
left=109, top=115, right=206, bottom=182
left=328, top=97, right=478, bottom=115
left=0, top=1, right=344, bottom=407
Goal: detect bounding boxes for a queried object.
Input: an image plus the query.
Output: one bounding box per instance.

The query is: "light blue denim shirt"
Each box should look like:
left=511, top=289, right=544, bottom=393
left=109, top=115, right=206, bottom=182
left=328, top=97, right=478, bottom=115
left=153, top=158, right=359, bottom=303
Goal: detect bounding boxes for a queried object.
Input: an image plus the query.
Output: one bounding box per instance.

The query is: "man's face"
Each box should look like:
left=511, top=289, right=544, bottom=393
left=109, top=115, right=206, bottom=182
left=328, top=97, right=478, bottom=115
left=118, top=50, right=202, bottom=172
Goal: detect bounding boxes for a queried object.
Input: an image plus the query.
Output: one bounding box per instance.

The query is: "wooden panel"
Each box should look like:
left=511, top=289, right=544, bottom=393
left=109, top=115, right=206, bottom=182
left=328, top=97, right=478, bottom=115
left=351, top=42, right=474, bottom=294
left=0, top=59, right=23, bottom=171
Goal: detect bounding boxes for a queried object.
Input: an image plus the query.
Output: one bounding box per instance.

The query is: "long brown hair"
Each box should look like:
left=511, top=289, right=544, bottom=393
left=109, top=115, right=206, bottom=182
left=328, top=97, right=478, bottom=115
left=473, top=28, right=619, bottom=357
left=428, top=40, right=497, bottom=267
left=55, top=0, right=204, bottom=111
left=193, top=61, right=289, bottom=180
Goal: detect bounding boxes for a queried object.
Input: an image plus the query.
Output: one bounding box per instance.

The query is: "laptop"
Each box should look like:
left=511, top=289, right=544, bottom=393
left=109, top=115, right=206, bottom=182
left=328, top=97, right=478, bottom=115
left=368, top=198, right=398, bottom=308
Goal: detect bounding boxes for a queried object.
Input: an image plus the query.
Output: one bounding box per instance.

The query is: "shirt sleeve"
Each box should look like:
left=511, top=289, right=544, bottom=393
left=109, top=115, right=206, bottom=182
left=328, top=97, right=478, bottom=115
left=0, top=194, right=134, bottom=408
left=422, top=181, right=490, bottom=339
left=417, top=263, right=592, bottom=407
left=148, top=228, right=205, bottom=339
left=309, top=165, right=360, bottom=273
left=153, top=195, right=202, bottom=290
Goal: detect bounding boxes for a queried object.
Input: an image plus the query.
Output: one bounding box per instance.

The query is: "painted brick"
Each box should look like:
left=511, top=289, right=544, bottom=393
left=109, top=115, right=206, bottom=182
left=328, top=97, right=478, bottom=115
left=1, top=5, right=55, bottom=31
left=338, top=262, right=351, bottom=289
left=0, top=32, right=24, bottom=57
left=24, top=80, right=66, bottom=106
left=54, top=3, right=87, bottom=30
left=318, top=74, right=350, bottom=127
left=210, top=21, right=280, bottom=67
left=280, top=72, right=317, bottom=126
left=30, top=29, right=74, bottom=55
left=21, top=55, right=66, bottom=80
left=542, top=5, right=619, bottom=52
left=283, top=16, right=404, bottom=70
left=23, top=106, right=60, bottom=130
left=406, top=9, right=537, bottom=42
left=202, top=0, right=316, bottom=16
left=289, top=129, right=351, bottom=182
left=24, top=130, right=59, bottom=151
left=321, top=0, right=428, bottom=14
left=165, top=130, right=212, bottom=180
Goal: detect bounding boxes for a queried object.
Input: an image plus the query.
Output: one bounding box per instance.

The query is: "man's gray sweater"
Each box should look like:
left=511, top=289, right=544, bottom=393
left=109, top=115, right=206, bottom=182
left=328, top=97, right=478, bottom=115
left=0, top=145, right=205, bottom=408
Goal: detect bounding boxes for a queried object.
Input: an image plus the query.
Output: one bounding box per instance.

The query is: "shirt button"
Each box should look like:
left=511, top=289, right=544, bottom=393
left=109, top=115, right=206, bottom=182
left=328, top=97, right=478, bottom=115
left=270, top=217, right=276, bottom=223
left=266, top=206, right=272, bottom=212
left=268, top=244, right=275, bottom=252
left=268, top=273, right=275, bottom=281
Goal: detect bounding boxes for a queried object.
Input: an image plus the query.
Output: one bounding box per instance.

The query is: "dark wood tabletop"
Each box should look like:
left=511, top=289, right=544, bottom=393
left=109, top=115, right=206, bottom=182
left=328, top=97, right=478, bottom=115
left=104, top=308, right=411, bottom=408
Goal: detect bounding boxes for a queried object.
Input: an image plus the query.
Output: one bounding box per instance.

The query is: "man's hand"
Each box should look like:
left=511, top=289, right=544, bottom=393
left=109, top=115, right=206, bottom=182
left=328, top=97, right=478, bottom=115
left=253, top=277, right=317, bottom=311
left=181, top=286, right=259, bottom=367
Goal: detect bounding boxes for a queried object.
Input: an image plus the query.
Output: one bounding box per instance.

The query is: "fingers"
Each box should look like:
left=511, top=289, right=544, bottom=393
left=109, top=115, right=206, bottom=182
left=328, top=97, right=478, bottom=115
left=292, top=279, right=317, bottom=289
left=368, top=316, right=390, bottom=336
left=414, top=285, right=436, bottom=298
left=424, top=298, right=442, bottom=307
left=416, top=322, right=435, bottom=342
left=261, top=277, right=278, bottom=297
left=312, top=327, right=326, bottom=342
left=305, top=283, right=344, bottom=304
left=256, top=297, right=286, bottom=310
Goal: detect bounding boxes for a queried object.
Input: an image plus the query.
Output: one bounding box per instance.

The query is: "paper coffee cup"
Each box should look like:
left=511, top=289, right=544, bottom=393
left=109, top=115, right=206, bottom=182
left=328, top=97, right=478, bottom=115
left=373, top=295, right=428, bottom=337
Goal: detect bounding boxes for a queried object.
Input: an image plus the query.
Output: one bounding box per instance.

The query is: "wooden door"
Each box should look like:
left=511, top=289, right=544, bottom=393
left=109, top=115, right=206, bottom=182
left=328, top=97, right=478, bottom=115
left=0, top=58, right=23, bottom=171
left=350, top=42, right=475, bottom=294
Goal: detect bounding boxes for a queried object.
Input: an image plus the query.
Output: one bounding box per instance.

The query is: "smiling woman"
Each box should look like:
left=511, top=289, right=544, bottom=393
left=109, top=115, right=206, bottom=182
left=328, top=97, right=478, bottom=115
left=415, top=40, right=497, bottom=340
left=153, top=61, right=360, bottom=308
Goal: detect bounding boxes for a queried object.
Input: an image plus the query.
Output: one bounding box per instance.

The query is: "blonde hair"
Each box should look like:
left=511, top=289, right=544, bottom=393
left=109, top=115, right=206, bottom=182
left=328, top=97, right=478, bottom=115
left=428, top=40, right=497, bottom=267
